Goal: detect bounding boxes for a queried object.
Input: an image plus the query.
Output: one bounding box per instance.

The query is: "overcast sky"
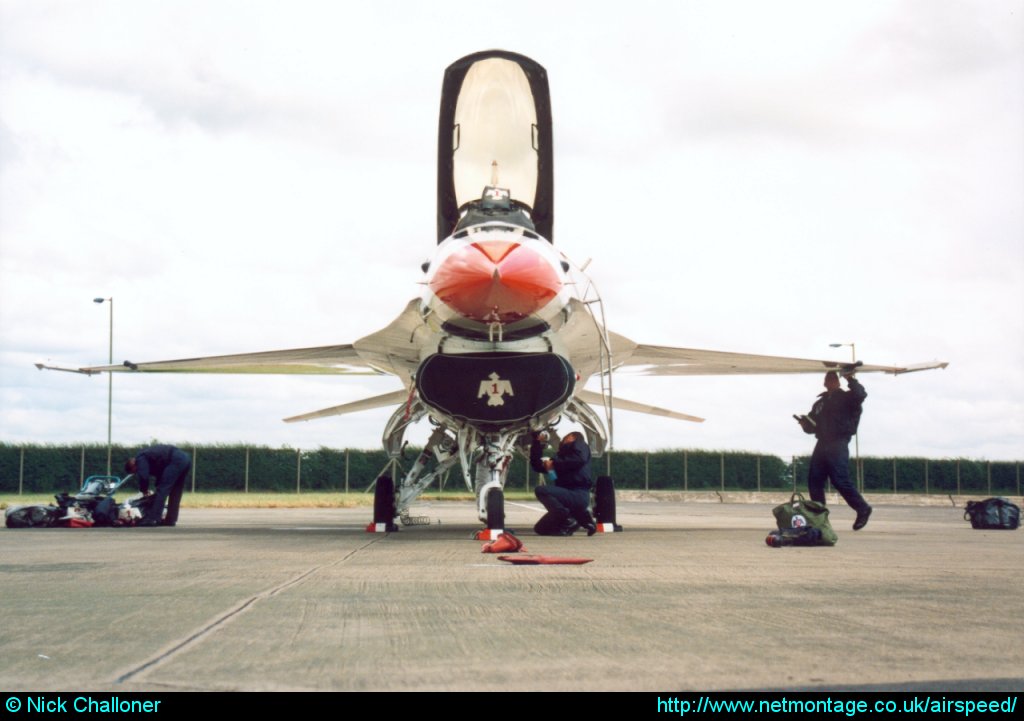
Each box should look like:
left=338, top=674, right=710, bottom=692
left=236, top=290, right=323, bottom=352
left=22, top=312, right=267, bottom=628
left=1, top=0, right=1021, bottom=463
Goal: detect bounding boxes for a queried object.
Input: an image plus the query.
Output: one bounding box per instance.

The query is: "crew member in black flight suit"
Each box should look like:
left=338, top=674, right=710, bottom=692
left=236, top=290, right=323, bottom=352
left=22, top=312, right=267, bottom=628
left=530, top=431, right=597, bottom=536
left=124, top=444, right=191, bottom=527
left=796, top=370, right=872, bottom=530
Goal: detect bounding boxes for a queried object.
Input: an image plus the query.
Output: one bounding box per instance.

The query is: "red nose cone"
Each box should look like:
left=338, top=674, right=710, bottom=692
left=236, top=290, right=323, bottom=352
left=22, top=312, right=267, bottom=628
left=430, top=241, right=561, bottom=322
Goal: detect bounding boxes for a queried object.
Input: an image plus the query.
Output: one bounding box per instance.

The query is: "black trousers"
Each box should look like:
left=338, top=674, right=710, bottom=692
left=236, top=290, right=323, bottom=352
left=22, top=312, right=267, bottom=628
left=145, top=450, right=191, bottom=525
left=534, top=485, right=593, bottom=535
left=808, top=438, right=869, bottom=514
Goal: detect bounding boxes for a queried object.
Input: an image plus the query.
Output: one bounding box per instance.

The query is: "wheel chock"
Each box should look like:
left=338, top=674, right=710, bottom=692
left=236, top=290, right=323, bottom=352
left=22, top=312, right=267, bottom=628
left=482, top=533, right=525, bottom=553
left=595, top=522, right=623, bottom=533
left=365, top=522, right=397, bottom=533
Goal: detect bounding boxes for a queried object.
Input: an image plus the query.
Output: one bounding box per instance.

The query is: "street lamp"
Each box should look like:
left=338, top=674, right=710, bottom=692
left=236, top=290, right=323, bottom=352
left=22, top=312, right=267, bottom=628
left=94, top=297, right=113, bottom=476
left=829, top=342, right=861, bottom=491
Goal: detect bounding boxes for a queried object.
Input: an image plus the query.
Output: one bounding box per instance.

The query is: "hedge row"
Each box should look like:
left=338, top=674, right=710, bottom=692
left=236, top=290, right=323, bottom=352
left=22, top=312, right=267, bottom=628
left=2, top=443, right=1019, bottom=496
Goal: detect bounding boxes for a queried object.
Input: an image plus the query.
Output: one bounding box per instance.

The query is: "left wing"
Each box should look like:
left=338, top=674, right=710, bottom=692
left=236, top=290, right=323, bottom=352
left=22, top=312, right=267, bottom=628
left=557, top=303, right=946, bottom=379
left=610, top=336, right=948, bottom=376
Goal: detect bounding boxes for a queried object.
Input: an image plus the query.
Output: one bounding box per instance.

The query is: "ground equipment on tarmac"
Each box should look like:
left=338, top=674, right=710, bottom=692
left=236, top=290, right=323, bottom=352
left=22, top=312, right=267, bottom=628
left=5, top=475, right=153, bottom=528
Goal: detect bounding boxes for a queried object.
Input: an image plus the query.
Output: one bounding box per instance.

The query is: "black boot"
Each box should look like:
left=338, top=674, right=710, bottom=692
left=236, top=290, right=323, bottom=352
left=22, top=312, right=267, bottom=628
left=853, top=506, right=873, bottom=531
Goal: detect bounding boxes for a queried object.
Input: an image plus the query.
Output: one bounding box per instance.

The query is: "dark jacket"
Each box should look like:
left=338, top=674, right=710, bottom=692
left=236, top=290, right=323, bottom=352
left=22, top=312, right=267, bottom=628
left=530, top=435, right=593, bottom=490
left=803, top=377, right=866, bottom=442
left=133, top=444, right=187, bottom=492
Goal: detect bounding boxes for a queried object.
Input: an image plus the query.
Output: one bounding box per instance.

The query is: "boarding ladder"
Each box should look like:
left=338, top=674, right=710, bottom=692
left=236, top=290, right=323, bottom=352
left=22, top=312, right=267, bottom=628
left=561, top=253, right=615, bottom=456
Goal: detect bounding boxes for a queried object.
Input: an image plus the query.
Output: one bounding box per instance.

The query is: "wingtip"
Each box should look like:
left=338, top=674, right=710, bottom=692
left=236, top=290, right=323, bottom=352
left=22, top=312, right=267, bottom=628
left=33, top=362, right=100, bottom=376
left=888, top=361, right=950, bottom=375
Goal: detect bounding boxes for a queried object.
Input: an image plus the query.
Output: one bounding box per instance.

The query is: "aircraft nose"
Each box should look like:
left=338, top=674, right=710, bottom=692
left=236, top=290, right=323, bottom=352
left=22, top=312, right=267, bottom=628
left=429, top=240, right=561, bottom=322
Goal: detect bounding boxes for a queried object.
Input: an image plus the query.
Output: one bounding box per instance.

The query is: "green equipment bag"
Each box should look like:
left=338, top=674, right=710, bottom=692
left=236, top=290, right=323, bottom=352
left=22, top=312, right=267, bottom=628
left=772, top=492, right=838, bottom=546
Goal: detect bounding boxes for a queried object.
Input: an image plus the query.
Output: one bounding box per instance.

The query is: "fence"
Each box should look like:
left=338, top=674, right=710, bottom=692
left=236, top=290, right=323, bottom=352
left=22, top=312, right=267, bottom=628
left=0, top=443, right=1020, bottom=496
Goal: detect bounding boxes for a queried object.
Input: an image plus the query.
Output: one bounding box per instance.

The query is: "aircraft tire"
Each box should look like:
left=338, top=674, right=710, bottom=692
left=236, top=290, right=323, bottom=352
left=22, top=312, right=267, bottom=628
left=594, top=475, right=616, bottom=525
left=486, top=488, right=505, bottom=530
left=373, top=475, right=396, bottom=528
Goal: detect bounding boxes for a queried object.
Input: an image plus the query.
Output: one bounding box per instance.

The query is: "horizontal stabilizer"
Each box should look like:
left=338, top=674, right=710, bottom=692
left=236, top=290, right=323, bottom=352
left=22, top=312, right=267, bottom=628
left=577, top=390, right=704, bottom=423
left=283, top=390, right=409, bottom=423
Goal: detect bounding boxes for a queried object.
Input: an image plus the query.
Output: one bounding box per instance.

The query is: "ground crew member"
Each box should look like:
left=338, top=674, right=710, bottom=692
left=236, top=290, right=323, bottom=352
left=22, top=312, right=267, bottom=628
left=530, top=431, right=597, bottom=536
left=796, top=370, right=872, bottom=530
left=124, top=444, right=191, bottom=527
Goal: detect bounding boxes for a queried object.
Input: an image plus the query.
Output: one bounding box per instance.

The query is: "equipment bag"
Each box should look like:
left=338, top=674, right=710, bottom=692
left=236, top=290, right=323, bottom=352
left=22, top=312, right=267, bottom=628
left=963, top=497, right=1020, bottom=530
left=772, top=492, right=838, bottom=546
left=765, top=527, right=824, bottom=547
left=92, top=497, right=119, bottom=527
left=5, top=505, right=61, bottom=528
left=6, top=475, right=136, bottom=529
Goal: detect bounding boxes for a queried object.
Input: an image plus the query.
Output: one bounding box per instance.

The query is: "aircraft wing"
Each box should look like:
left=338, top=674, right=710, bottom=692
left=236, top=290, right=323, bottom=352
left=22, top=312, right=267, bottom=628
left=610, top=337, right=948, bottom=377
left=39, top=299, right=427, bottom=379
left=73, top=344, right=382, bottom=376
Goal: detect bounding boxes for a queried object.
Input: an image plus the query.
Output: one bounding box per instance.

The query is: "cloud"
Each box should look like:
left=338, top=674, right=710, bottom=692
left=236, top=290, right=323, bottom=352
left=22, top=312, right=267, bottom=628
left=1, top=0, right=1021, bottom=462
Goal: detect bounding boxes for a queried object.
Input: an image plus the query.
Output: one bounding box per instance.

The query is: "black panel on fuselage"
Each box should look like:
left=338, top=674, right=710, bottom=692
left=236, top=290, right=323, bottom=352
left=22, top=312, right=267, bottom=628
left=416, top=353, right=573, bottom=431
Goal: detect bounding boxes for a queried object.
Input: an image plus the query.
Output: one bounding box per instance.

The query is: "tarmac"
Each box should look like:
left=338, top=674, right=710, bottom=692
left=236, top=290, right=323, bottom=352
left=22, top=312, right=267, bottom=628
left=1, top=499, right=1021, bottom=692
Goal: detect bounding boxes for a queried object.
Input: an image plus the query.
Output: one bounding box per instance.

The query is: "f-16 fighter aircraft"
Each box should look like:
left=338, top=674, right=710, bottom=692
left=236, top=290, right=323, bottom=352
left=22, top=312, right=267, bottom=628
left=39, top=51, right=946, bottom=534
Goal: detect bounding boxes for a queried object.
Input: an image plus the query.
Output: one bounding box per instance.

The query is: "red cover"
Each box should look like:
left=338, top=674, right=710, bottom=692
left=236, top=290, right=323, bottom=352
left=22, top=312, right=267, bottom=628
left=498, top=554, right=592, bottom=565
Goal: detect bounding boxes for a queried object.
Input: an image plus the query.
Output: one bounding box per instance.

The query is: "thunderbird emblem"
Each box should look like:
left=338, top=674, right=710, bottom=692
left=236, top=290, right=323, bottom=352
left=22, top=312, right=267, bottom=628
left=478, top=372, right=514, bottom=406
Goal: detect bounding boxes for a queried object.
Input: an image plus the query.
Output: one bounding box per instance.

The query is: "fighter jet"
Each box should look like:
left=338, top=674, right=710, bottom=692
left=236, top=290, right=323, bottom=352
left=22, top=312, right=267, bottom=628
left=38, top=50, right=947, bottom=534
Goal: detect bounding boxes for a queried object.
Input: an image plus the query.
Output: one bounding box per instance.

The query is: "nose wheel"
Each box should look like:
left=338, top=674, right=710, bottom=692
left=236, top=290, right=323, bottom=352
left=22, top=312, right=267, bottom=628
left=486, top=488, right=505, bottom=531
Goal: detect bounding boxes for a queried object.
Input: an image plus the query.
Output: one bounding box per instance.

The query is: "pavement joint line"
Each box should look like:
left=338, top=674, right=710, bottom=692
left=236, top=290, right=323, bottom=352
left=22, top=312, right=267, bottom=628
left=506, top=501, right=543, bottom=514
left=113, top=535, right=382, bottom=684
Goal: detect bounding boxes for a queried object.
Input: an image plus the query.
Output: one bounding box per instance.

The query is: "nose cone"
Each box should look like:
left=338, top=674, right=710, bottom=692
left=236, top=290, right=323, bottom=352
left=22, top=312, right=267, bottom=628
left=429, top=240, right=561, bottom=322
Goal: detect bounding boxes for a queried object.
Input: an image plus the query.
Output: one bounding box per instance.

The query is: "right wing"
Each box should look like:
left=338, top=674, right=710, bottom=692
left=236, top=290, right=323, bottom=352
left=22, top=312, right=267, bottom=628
left=78, top=344, right=380, bottom=376
left=38, top=299, right=427, bottom=381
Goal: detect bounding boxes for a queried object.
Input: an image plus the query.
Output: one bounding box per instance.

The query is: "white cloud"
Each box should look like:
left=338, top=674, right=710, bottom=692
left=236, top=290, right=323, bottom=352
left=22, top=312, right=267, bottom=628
left=2, top=0, right=1022, bottom=462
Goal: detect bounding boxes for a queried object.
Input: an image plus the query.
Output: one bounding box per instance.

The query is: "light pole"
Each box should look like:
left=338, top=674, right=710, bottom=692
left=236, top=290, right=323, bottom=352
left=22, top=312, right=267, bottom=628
left=829, top=342, right=860, bottom=491
left=94, top=297, right=113, bottom=476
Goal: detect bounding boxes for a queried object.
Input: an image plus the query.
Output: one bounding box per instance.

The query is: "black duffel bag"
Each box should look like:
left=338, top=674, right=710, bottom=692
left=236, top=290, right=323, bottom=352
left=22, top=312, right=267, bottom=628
left=963, top=497, right=1020, bottom=530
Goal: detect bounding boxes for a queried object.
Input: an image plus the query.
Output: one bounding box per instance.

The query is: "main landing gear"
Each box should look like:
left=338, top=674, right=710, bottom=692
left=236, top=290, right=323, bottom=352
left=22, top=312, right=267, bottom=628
left=367, top=475, right=398, bottom=533
left=593, top=475, right=622, bottom=532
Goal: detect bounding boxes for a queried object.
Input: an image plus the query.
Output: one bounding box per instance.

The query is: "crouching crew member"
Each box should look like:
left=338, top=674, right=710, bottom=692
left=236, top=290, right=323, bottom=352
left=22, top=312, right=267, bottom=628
left=530, top=431, right=597, bottom=536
